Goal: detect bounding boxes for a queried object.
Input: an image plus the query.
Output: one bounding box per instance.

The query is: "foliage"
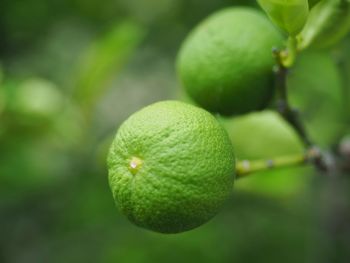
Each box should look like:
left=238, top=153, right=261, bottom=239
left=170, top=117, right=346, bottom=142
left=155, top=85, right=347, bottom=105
left=1, top=0, right=350, bottom=262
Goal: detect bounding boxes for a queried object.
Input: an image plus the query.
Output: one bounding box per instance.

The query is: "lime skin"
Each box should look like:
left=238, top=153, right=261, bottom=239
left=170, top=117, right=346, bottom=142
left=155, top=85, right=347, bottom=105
left=177, top=7, right=283, bottom=116
left=107, top=101, right=235, bottom=233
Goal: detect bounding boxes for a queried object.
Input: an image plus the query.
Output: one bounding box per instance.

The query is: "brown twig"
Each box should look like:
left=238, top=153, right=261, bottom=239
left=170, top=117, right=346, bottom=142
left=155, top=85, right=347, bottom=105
left=272, top=47, right=332, bottom=172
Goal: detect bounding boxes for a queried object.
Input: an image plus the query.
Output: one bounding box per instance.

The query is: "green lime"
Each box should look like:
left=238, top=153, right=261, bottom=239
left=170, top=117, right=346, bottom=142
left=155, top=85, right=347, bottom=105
left=221, top=110, right=310, bottom=197
left=222, top=111, right=304, bottom=160
left=177, top=7, right=283, bottom=116
left=107, top=100, right=235, bottom=233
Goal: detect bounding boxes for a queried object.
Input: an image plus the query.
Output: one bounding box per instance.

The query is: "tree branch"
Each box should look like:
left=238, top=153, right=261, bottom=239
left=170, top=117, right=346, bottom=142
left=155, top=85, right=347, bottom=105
left=235, top=148, right=323, bottom=178
left=272, top=47, right=333, bottom=172
left=273, top=48, right=313, bottom=148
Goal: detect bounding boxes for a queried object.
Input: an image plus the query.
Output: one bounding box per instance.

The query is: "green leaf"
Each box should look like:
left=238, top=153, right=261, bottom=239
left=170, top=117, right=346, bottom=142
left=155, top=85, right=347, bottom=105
left=298, top=0, right=350, bottom=50
left=308, top=0, right=322, bottom=8
left=258, top=0, right=309, bottom=35
left=73, top=21, right=146, bottom=114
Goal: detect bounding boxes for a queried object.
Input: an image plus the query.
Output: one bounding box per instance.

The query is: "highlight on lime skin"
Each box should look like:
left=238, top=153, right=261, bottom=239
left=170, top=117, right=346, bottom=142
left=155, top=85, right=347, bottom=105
left=128, top=157, right=143, bottom=175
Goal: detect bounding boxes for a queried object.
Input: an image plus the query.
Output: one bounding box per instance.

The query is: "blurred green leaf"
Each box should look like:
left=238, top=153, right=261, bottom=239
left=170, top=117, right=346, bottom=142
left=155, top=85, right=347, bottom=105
left=14, top=78, right=64, bottom=119
left=258, top=0, right=309, bottom=35
left=298, top=0, right=350, bottom=50
left=308, top=0, right=322, bottom=8
left=288, top=50, right=346, bottom=146
left=74, top=21, right=146, bottom=114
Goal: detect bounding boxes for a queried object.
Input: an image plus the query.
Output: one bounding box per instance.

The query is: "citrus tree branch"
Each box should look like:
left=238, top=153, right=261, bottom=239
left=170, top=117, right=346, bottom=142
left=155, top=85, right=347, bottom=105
left=273, top=48, right=313, bottom=148
left=272, top=47, right=332, bottom=172
left=235, top=147, right=322, bottom=178
left=236, top=155, right=305, bottom=178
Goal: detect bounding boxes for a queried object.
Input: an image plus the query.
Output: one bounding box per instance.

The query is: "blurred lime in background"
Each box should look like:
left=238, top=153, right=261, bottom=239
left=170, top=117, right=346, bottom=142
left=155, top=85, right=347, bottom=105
left=221, top=110, right=312, bottom=198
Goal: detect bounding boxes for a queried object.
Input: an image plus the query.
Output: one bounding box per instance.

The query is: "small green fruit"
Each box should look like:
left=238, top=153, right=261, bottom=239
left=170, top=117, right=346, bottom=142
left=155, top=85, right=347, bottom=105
left=177, top=7, right=283, bottom=116
left=107, top=101, right=235, bottom=233
left=221, top=111, right=309, bottom=197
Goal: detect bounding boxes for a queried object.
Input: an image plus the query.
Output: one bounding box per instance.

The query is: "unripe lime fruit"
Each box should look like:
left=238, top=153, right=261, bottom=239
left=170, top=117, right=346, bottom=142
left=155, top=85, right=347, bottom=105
left=177, top=7, right=283, bottom=116
left=221, top=111, right=309, bottom=197
left=107, top=100, right=235, bottom=233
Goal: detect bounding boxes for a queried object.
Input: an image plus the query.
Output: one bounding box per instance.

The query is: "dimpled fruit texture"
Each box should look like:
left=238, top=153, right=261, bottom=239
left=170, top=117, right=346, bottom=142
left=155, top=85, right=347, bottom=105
left=177, top=7, right=283, bottom=116
left=107, top=101, right=235, bottom=233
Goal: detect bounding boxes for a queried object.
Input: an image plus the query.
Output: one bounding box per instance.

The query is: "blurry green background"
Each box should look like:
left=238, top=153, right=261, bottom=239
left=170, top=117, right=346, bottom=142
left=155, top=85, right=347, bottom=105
left=1, top=0, right=350, bottom=262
